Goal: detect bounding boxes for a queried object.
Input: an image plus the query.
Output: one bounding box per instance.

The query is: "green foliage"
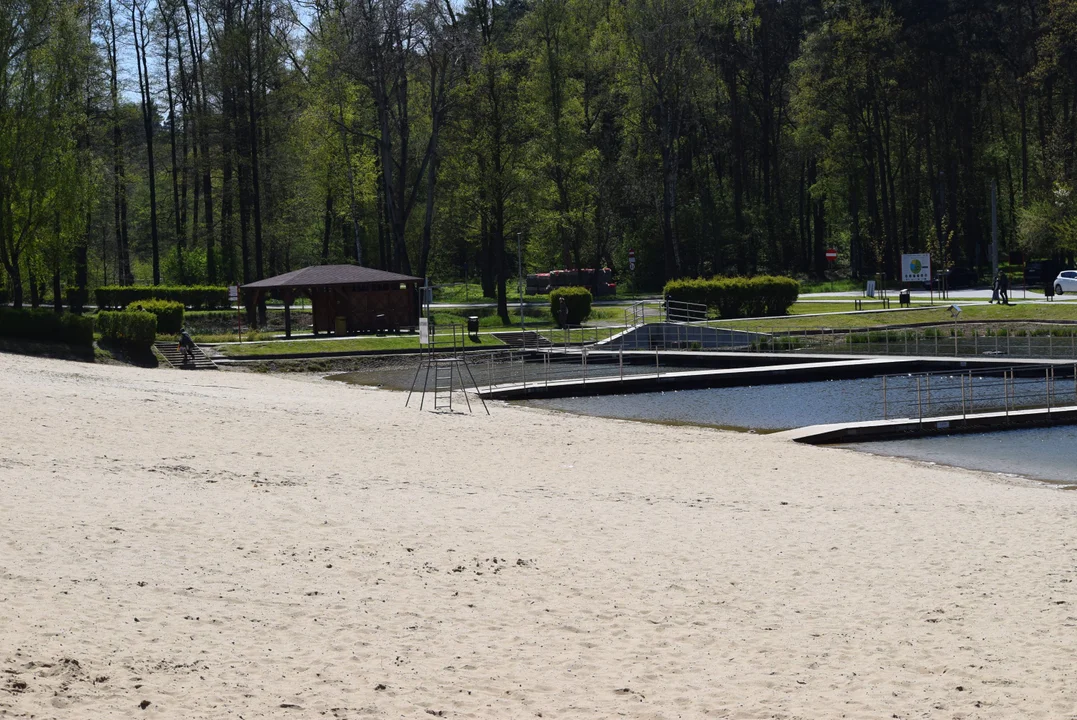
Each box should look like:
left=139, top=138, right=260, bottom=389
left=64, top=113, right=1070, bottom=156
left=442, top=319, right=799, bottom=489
left=96, top=310, right=157, bottom=349
left=126, top=299, right=184, bottom=335
left=95, top=286, right=229, bottom=310
left=65, top=287, right=89, bottom=311
left=664, top=277, right=800, bottom=319
left=550, top=286, right=592, bottom=326
left=0, top=307, right=94, bottom=347
left=163, top=248, right=208, bottom=286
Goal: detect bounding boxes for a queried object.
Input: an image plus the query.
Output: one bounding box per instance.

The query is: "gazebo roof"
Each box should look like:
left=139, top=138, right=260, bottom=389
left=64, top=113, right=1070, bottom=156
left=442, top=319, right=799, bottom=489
left=241, top=265, right=422, bottom=290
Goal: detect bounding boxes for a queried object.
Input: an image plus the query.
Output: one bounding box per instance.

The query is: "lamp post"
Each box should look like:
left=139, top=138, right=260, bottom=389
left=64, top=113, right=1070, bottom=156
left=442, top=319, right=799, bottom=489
left=517, top=231, right=525, bottom=332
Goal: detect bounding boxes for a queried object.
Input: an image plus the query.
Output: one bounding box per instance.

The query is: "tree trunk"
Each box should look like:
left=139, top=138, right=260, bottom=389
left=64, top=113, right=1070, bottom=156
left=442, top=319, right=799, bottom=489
left=107, top=0, right=132, bottom=286
left=321, top=187, right=334, bottom=263
left=133, top=0, right=160, bottom=285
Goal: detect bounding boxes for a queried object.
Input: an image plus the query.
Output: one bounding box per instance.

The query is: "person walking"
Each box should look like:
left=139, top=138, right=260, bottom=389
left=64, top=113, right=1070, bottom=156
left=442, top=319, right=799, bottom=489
left=998, top=271, right=1010, bottom=305
left=991, top=271, right=1001, bottom=304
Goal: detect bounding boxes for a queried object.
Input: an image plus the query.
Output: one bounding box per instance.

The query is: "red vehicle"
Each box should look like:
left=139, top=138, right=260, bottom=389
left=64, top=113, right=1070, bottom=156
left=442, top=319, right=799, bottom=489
left=526, top=268, right=616, bottom=296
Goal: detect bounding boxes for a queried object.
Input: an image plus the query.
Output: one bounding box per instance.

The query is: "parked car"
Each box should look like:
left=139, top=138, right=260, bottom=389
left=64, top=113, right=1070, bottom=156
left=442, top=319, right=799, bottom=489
left=933, top=267, right=979, bottom=290
left=1053, top=270, right=1077, bottom=295
left=1025, top=260, right=1055, bottom=286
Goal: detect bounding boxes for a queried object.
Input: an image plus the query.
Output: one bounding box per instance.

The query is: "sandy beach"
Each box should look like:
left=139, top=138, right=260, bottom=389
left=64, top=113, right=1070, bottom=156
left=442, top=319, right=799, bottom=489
left=1, top=352, right=1076, bottom=719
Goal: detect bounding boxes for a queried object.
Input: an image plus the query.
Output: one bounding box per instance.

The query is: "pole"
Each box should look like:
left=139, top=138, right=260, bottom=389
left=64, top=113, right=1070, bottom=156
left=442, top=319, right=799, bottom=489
left=991, top=180, right=999, bottom=279
left=517, top=232, right=524, bottom=332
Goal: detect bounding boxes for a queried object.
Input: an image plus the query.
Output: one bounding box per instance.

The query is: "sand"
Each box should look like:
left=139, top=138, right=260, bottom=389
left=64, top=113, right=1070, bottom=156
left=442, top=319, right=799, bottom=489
left=1, top=352, right=1076, bottom=719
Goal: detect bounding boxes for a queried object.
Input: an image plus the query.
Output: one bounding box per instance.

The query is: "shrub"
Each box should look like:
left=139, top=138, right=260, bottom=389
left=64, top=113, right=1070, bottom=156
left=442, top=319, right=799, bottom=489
left=96, top=310, right=157, bottom=350
left=127, top=299, right=184, bottom=334
left=664, top=276, right=799, bottom=319
left=0, top=307, right=95, bottom=347
left=95, top=285, right=229, bottom=310
left=66, top=287, right=89, bottom=312
left=550, top=286, right=592, bottom=327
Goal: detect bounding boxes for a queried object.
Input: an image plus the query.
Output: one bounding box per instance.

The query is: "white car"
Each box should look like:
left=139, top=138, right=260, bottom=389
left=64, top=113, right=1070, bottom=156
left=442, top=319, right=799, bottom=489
left=1054, top=270, right=1077, bottom=295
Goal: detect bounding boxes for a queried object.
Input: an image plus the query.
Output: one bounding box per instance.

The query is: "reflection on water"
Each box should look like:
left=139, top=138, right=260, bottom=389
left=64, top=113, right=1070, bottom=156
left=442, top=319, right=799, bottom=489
left=843, top=426, right=1077, bottom=484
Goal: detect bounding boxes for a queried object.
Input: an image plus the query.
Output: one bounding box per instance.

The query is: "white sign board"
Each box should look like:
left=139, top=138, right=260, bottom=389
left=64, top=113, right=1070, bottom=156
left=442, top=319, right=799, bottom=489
left=901, top=253, right=932, bottom=283
left=228, top=285, right=238, bottom=301
left=419, top=317, right=429, bottom=345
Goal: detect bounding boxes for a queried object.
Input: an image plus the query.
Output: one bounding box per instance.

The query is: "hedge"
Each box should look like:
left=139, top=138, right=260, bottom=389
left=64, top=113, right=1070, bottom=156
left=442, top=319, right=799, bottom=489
left=550, top=286, right=592, bottom=327
left=96, top=310, right=157, bottom=350
left=664, top=276, right=799, bottom=319
left=0, top=307, right=95, bottom=347
left=127, top=299, right=184, bottom=334
left=95, top=285, right=229, bottom=310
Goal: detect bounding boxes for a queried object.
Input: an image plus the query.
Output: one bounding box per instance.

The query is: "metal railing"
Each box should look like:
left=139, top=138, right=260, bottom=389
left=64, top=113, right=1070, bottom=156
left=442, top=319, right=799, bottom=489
left=664, top=299, right=708, bottom=323
left=878, top=364, right=1077, bottom=422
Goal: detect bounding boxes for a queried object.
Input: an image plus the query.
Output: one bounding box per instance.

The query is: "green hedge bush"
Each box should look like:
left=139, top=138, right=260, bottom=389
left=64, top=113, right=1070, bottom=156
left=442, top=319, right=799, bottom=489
left=95, top=285, right=229, bottom=310
left=550, top=286, right=592, bottom=327
left=126, top=299, right=184, bottom=334
left=664, top=276, right=799, bottom=319
left=96, top=310, right=157, bottom=350
left=0, top=307, right=94, bottom=347
left=66, top=287, right=89, bottom=312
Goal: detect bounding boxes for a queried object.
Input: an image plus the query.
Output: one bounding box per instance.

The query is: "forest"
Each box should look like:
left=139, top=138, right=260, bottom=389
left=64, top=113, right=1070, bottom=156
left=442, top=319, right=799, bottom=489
left=2, top=0, right=1077, bottom=320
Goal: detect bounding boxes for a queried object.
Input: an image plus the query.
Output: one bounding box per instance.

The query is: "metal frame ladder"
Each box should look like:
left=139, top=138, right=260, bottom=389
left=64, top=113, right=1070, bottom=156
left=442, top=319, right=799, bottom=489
left=406, top=323, right=489, bottom=414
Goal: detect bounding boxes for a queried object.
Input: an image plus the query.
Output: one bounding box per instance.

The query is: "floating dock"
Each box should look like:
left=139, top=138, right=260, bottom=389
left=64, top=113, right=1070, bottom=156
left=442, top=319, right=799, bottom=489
left=774, top=405, right=1077, bottom=444
left=480, top=351, right=1076, bottom=401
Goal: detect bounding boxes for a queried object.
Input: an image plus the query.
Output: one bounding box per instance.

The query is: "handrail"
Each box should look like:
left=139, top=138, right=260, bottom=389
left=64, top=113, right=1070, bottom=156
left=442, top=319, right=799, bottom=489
left=664, top=298, right=708, bottom=323
left=878, top=363, right=1077, bottom=421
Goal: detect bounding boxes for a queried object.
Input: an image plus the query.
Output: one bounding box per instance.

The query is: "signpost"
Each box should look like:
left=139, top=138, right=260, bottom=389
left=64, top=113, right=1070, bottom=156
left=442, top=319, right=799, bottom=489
left=825, top=248, right=837, bottom=291
left=628, top=248, right=636, bottom=272
left=901, top=253, right=932, bottom=305
left=229, top=285, right=241, bottom=342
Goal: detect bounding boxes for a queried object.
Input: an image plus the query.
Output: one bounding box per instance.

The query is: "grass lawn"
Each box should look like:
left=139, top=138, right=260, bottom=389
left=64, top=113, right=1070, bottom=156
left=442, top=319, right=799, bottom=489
left=720, top=301, right=1077, bottom=332
left=797, top=278, right=864, bottom=294
left=218, top=333, right=508, bottom=357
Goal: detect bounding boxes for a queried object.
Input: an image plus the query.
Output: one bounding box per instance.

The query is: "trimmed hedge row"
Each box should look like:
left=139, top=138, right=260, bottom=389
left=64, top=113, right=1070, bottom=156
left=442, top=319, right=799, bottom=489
left=127, top=299, right=184, bottom=334
left=96, top=310, right=157, bottom=350
left=664, top=276, right=799, bottom=319
left=95, top=285, right=229, bottom=310
left=0, top=307, right=95, bottom=347
left=550, top=286, right=592, bottom=327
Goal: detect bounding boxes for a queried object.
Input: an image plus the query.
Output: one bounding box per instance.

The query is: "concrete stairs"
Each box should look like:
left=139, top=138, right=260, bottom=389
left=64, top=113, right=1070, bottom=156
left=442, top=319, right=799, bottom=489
left=154, top=340, right=218, bottom=370
left=492, top=331, right=553, bottom=349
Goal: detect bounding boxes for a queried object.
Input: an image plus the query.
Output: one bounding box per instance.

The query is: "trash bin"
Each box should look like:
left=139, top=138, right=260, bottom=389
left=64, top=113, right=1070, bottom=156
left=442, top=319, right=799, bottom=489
left=899, top=289, right=911, bottom=307
left=467, top=315, right=479, bottom=341
left=334, top=316, right=347, bottom=335
left=1045, top=282, right=1055, bottom=300
left=375, top=313, right=386, bottom=335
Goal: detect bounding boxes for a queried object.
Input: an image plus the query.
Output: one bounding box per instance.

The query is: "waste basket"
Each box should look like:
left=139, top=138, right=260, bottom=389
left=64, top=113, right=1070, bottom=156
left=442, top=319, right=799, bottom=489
left=899, top=289, right=911, bottom=307
left=1045, top=282, right=1055, bottom=300
left=334, top=316, right=347, bottom=335
left=467, top=315, right=480, bottom=341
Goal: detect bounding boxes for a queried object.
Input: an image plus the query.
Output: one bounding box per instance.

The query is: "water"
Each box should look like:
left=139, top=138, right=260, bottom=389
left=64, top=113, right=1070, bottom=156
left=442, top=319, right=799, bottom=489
left=526, top=375, right=1066, bottom=432
left=526, top=379, right=885, bottom=431
left=843, top=427, right=1077, bottom=484
left=524, top=377, right=1077, bottom=483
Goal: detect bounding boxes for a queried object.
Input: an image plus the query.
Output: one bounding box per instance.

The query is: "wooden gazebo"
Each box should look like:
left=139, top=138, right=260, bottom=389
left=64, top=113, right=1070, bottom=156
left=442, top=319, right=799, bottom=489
left=242, top=265, right=423, bottom=337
